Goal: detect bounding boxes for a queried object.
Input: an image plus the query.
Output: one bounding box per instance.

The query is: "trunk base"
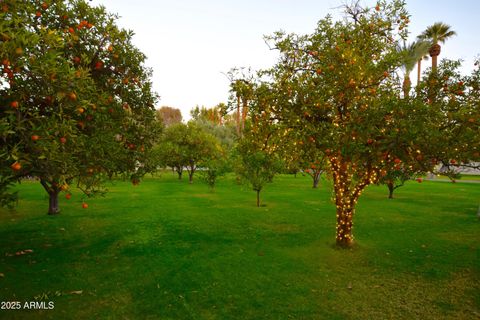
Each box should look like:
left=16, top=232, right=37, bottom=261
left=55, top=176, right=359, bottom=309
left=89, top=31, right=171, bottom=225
left=48, top=191, right=60, bottom=215
left=336, top=207, right=354, bottom=248
left=335, top=238, right=354, bottom=248
left=387, top=182, right=394, bottom=199
left=40, top=179, right=61, bottom=215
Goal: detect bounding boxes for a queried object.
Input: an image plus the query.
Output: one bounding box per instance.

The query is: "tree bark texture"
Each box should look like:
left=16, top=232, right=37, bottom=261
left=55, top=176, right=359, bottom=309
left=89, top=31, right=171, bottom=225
left=312, top=172, right=320, bottom=188
left=236, top=95, right=241, bottom=136
left=189, top=172, right=194, bottom=184
left=387, top=181, right=394, bottom=199
left=430, top=43, right=441, bottom=72
left=336, top=204, right=354, bottom=247
left=40, top=179, right=61, bottom=215
left=241, top=98, right=248, bottom=133
left=48, top=190, right=60, bottom=215
left=417, top=59, right=422, bottom=85
left=330, top=156, right=373, bottom=248
left=403, top=76, right=411, bottom=98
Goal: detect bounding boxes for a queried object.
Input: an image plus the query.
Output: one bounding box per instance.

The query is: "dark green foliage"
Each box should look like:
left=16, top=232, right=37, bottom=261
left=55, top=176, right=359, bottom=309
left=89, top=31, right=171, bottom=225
left=0, top=175, right=18, bottom=209
left=198, top=157, right=229, bottom=190
left=234, top=131, right=284, bottom=206
left=155, top=122, right=222, bottom=183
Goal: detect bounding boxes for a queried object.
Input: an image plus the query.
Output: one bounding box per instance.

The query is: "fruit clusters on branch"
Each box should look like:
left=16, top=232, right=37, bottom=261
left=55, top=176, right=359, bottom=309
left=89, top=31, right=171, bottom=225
left=229, top=0, right=479, bottom=246
left=1, top=0, right=161, bottom=212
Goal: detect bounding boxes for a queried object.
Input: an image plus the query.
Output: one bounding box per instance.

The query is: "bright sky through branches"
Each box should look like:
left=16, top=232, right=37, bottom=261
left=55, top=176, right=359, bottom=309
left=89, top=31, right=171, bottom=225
left=91, top=0, right=480, bottom=119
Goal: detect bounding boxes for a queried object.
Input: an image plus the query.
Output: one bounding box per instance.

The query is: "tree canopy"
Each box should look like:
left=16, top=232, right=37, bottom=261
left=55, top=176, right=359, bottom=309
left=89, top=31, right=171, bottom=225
left=155, top=122, right=221, bottom=183
left=1, top=0, right=160, bottom=213
left=230, top=0, right=479, bottom=246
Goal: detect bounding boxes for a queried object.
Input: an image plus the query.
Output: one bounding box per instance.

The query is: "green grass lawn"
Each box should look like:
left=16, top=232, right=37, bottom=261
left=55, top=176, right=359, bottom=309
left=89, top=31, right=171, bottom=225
left=458, top=174, right=480, bottom=181
left=427, top=174, right=480, bottom=181
left=0, top=173, right=479, bottom=319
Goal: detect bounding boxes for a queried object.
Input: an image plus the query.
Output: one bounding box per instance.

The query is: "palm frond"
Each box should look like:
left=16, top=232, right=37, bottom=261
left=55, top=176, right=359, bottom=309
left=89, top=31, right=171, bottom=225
left=417, top=22, right=456, bottom=44
left=398, top=40, right=431, bottom=74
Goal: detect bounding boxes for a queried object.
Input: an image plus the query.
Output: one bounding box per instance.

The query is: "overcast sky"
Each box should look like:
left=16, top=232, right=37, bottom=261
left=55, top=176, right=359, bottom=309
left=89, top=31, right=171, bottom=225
left=91, top=0, right=480, bottom=120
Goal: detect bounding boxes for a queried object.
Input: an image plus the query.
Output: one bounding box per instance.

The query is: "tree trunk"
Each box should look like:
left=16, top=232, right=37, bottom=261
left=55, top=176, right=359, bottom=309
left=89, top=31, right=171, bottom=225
left=332, top=168, right=355, bottom=247
left=430, top=44, right=441, bottom=72
left=236, top=95, right=241, bottom=136
left=417, top=59, right=421, bottom=85
left=335, top=204, right=354, bottom=247
left=177, top=168, right=182, bottom=179
left=387, top=182, right=394, bottom=199
left=330, top=157, right=371, bottom=248
left=40, top=179, right=61, bottom=215
left=241, top=99, right=248, bottom=133
left=189, top=172, right=194, bottom=184
left=188, top=164, right=195, bottom=184
left=402, top=76, right=411, bottom=99
left=48, top=190, right=60, bottom=215
left=431, top=55, right=438, bottom=71
left=313, top=173, right=320, bottom=188
left=256, top=189, right=260, bottom=207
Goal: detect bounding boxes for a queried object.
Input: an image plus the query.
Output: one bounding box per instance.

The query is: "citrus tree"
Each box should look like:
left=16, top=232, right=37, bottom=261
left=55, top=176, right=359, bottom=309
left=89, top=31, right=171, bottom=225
left=262, top=1, right=418, bottom=246
left=198, top=148, right=228, bottom=190
left=378, top=165, right=420, bottom=199
left=234, top=132, right=283, bottom=207
left=243, top=0, right=479, bottom=247
left=280, top=133, right=328, bottom=188
left=1, top=0, right=160, bottom=214
left=182, top=122, right=221, bottom=184
left=414, top=59, right=480, bottom=173
left=236, top=0, right=466, bottom=247
left=232, top=82, right=284, bottom=207
left=303, top=156, right=327, bottom=189
left=155, top=123, right=189, bottom=179
left=156, top=122, right=220, bottom=183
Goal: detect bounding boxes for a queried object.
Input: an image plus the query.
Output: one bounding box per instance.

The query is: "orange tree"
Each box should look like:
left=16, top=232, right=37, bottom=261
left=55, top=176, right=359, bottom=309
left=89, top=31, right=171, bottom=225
left=375, top=58, right=480, bottom=198
left=155, top=123, right=189, bottom=180
left=290, top=130, right=328, bottom=189
left=280, top=130, right=327, bottom=188
left=303, top=155, right=327, bottom=189
left=232, top=82, right=284, bottom=207
left=0, top=0, right=160, bottom=213
left=414, top=59, right=480, bottom=173
left=155, top=122, right=220, bottom=183
left=182, top=122, right=220, bottom=184
left=378, top=163, right=421, bottom=199
left=247, top=0, right=454, bottom=247
left=234, top=126, right=283, bottom=207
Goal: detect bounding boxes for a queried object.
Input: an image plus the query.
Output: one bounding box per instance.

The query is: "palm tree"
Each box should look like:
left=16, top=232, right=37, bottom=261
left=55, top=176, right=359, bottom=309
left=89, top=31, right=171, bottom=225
left=398, top=40, right=430, bottom=97
left=416, top=50, right=430, bottom=86
left=418, top=22, right=456, bottom=72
